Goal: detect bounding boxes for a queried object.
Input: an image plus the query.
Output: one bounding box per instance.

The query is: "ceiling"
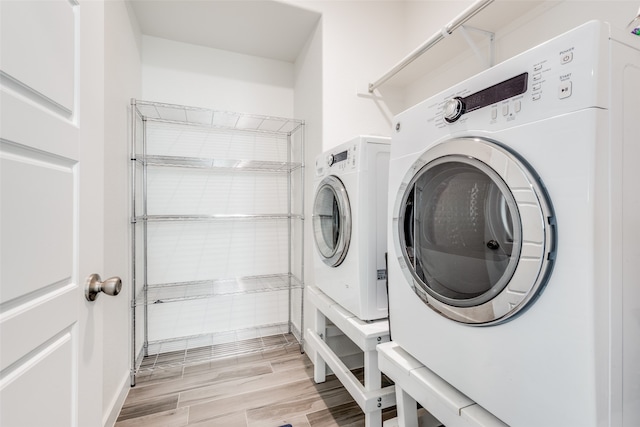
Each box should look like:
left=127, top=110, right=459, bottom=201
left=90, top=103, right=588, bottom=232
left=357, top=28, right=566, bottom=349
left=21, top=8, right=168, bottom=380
left=128, top=0, right=322, bottom=63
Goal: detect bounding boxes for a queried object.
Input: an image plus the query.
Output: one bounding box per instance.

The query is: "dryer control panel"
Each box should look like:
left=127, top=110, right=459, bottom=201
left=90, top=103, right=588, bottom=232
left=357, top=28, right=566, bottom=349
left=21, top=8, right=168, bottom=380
left=443, top=73, right=529, bottom=123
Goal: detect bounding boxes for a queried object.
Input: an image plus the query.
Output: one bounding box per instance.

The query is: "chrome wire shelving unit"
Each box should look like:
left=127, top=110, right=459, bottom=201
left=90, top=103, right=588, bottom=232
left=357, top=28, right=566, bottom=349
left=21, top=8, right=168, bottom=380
left=130, top=100, right=305, bottom=385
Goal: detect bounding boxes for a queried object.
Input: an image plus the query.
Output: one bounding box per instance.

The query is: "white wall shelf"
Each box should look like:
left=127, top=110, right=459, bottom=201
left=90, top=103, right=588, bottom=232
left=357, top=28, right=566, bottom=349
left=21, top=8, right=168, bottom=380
left=130, top=99, right=305, bottom=385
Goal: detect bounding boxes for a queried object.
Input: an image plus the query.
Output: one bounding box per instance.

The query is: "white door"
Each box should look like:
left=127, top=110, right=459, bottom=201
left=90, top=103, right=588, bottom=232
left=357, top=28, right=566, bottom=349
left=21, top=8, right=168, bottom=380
left=1, top=1, right=106, bottom=426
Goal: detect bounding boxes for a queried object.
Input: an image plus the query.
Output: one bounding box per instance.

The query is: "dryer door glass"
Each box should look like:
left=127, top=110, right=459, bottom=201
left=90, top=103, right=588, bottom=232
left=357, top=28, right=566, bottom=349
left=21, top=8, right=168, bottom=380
left=402, top=157, right=521, bottom=308
left=313, top=176, right=351, bottom=267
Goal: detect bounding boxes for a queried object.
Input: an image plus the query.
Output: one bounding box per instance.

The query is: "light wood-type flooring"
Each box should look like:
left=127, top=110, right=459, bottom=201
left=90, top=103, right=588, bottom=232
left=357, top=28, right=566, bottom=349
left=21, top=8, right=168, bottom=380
left=116, top=334, right=396, bottom=426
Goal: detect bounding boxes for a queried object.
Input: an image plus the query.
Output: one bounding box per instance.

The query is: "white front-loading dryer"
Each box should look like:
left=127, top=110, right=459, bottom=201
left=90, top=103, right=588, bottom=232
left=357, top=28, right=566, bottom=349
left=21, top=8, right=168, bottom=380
left=313, top=135, right=390, bottom=321
left=387, top=21, right=640, bottom=427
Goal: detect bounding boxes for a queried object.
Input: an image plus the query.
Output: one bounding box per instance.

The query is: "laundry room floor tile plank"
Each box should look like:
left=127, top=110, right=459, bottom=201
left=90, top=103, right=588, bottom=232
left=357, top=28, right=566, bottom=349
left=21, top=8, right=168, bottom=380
left=307, top=402, right=366, bottom=427
left=115, top=406, right=188, bottom=427
left=186, top=375, right=346, bottom=424
left=126, top=361, right=275, bottom=404
left=307, top=401, right=397, bottom=427
left=177, top=361, right=315, bottom=408
left=244, top=384, right=354, bottom=426
left=117, top=395, right=179, bottom=421
left=134, top=365, right=185, bottom=386
left=187, top=410, right=249, bottom=426
left=117, top=340, right=383, bottom=426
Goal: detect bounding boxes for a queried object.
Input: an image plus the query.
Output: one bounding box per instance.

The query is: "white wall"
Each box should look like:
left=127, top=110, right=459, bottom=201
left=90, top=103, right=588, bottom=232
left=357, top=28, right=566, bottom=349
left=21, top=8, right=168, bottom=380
left=292, top=0, right=406, bottom=151
left=494, top=1, right=637, bottom=64
left=141, top=35, right=295, bottom=117
left=103, top=1, right=142, bottom=425
left=403, top=1, right=474, bottom=48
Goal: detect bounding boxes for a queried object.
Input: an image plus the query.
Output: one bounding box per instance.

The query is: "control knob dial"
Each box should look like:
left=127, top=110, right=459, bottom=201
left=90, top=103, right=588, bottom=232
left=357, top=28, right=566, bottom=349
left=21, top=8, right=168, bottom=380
left=327, top=154, right=335, bottom=166
left=443, top=97, right=465, bottom=123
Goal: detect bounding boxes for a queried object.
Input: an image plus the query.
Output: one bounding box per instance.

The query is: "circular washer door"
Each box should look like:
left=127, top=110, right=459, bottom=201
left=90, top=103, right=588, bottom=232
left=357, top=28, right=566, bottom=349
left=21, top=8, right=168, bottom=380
left=313, top=175, right=352, bottom=267
left=393, top=137, right=555, bottom=325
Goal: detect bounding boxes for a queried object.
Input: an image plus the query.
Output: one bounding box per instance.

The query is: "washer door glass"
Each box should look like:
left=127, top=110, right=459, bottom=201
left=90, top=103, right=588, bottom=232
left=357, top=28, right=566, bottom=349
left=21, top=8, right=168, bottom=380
left=313, top=175, right=351, bottom=267
left=394, top=137, right=555, bottom=325
left=401, top=157, right=521, bottom=307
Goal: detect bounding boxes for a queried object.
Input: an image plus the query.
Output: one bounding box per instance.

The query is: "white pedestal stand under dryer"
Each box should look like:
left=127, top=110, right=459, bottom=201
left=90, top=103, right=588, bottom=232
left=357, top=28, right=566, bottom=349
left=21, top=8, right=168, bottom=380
left=377, top=342, right=507, bottom=427
left=306, top=286, right=395, bottom=427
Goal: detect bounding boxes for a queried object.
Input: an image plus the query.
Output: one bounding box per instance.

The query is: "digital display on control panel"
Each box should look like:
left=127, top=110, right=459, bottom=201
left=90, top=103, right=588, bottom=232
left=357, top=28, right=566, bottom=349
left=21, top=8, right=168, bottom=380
left=333, top=150, right=348, bottom=163
left=463, top=73, right=528, bottom=113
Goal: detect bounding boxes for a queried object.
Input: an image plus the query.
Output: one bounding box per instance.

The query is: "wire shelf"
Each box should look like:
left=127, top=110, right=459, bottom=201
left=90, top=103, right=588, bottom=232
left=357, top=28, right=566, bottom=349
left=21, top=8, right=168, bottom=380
left=136, top=274, right=303, bottom=305
left=134, top=214, right=303, bottom=222
left=130, top=99, right=305, bottom=386
left=134, top=100, right=304, bottom=135
left=133, top=155, right=303, bottom=172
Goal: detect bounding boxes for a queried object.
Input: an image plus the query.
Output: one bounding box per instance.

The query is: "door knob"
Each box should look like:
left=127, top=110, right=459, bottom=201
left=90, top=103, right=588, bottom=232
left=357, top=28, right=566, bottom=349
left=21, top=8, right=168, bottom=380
left=85, top=274, right=122, bottom=301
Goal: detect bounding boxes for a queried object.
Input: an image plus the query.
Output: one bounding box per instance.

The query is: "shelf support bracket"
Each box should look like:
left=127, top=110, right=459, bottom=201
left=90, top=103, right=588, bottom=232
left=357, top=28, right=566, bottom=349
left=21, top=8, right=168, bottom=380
left=458, top=25, right=495, bottom=69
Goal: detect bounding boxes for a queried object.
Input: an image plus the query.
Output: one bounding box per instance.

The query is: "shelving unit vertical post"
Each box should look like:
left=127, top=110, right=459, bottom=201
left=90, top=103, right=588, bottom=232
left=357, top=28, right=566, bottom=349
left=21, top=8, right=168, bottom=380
left=129, top=99, right=305, bottom=385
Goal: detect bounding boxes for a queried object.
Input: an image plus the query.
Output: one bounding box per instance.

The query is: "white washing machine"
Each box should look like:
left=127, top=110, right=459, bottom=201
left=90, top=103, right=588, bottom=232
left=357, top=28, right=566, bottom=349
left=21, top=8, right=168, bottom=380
left=312, top=135, right=390, bottom=321
left=387, top=21, right=640, bottom=427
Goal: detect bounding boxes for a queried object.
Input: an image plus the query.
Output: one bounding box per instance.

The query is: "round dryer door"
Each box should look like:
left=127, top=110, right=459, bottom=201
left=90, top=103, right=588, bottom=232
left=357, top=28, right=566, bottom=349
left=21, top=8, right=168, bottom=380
left=394, top=137, right=555, bottom=325
left=313, top=175, right=352, bottom=267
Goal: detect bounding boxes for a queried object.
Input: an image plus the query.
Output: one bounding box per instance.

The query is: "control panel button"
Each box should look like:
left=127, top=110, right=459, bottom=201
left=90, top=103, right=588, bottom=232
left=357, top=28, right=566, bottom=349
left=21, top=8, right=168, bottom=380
left=534, top=64, right=542, bottom=71
left=514, top=100, right=521, bottom=112
left=533, top=73, right=542, bottom=81
left=558, top=81, right=572, bottom=99
left=533, top=94, right=541, bottom=101
left=561, top=52, right=573, bottom=64
left=502, top=104, right=509, bottom=116
left=491, top=108, right=497, bottom=120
